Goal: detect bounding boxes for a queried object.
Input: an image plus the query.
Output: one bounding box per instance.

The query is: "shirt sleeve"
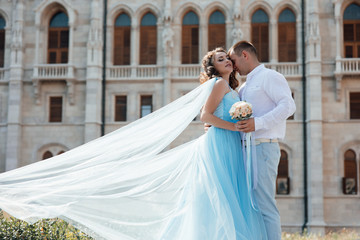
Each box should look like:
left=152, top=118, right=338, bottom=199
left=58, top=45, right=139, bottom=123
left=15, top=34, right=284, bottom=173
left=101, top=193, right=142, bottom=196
left=254, top=71, right=296, bottom=131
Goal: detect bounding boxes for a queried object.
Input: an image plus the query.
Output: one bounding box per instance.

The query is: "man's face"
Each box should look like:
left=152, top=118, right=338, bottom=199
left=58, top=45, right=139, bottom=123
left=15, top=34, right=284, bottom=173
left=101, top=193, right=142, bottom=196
left=229, top=51, right=245, bottom=76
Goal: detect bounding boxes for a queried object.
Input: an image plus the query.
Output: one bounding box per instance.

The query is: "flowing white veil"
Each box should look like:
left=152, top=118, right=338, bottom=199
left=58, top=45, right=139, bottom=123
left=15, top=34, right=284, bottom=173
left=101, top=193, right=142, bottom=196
left=0, top=78, right=217, bottom=240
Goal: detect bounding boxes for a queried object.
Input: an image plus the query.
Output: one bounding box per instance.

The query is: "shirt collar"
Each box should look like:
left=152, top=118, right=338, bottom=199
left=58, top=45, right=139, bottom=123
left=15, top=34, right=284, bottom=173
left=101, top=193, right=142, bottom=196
left=246, top=64, right=264, bottom=82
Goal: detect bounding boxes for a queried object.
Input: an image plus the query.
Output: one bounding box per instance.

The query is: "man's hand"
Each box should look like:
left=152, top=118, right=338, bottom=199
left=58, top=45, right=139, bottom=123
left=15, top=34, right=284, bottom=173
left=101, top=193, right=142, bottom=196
left=204, top=123, right=211, bottom=133
left=235, top=118, right=255, bottom=133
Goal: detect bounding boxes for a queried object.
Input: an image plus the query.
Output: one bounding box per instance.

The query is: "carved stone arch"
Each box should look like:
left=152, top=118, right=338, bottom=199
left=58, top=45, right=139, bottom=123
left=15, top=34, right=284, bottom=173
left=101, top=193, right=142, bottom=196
left=274, top=1, right=300, bottom=22
left=203, top=2, right=231, bottom=23
left=135, top=4, right=161, bottom=26
left=279, top=142, right=293, bottom=163
left=278, top=142, right=292, bottom=194
left=174, top=2, right=202, bottom=26
left=243, top=1, right=273, bottom=23
left=37, top=143, right=69, bottom=161
left=337, top=140, right=360, bottom=177
left=0, top=9, right=11, bottom=28
left=279, top=142, right=294, bottom=171
left=334, top=0, right=360, bottom=18
left=34, top=0, right=78, bottom=27
left=108, top=4, right=134, bottom=27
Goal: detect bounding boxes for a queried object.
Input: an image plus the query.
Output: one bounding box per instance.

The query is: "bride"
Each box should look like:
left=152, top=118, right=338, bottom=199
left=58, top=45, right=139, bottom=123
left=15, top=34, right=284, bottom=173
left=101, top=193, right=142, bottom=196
left=0, top=48, right=267, bottom=240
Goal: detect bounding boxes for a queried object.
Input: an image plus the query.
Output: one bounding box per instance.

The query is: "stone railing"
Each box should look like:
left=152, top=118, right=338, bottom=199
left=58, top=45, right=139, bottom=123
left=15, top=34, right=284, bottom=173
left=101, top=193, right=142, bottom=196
left=32, top=64, right=76, bottom=105
left=107, top=66, right=131, bottom=79
left=336, top=58, right=360, bottom=74
left=106, top=63, right=303, bottom=80
left=136, top=65, right=159, bottom=78
left=33, top=64, right=75, bottom=80
left=176, top=64, right=202, bottom=78
left=334, top=58, right=360, bottom=101
left=265, top=62, right=302, bottom=77
left=107, top=65, right=160, bottom=80
left=0, top=68, right=4, bottom=81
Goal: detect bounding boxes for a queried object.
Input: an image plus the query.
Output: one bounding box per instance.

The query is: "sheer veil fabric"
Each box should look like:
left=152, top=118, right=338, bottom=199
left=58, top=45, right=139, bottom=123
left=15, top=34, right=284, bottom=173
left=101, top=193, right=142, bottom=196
left=0, top=78, right=233, bottom=239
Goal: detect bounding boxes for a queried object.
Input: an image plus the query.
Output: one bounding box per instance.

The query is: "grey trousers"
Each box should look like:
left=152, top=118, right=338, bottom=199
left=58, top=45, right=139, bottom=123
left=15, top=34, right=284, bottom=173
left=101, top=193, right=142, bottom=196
left=254, top=142, right=282, bottom=240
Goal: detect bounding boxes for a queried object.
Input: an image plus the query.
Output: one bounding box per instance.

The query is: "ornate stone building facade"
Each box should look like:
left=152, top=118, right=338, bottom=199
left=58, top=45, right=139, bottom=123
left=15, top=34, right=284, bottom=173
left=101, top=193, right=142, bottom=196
left=0, top=0, right=359, bottom=234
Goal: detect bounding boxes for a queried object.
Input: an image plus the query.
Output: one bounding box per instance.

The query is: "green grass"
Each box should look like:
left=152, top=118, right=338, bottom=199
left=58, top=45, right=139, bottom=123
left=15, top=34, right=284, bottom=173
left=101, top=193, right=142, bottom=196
left=1, top=211, right=359, bottom=239
left=0, top=211, right=93, bottom=240
left=282, top=229, right=360, bottom=240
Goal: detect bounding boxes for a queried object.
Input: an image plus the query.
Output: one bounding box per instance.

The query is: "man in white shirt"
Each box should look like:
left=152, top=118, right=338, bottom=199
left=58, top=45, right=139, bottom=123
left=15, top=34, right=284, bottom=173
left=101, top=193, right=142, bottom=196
left=229, top=41, right=296, bottom=240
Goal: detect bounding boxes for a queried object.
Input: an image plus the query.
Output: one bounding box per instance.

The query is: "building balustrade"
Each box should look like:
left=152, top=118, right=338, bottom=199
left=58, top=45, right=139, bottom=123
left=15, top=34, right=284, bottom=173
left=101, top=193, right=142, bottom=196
left=33, top=64, right=75, bottom=80
left=107, top=65, right=160, bottom=80
left=107, top=66, right=132, bottom=79
left=336, top=58, right=360, bottom=74
left=136, top=65, right=159, bottom=78
left=335, top=58, right=360, bottom=101
left=265, top=62, right=302, bottom=77
left=176, top=64, right=202, bottom=78
left=107, top=63, right=302, bottom=80
left=32, top=64, right=76, bottom=105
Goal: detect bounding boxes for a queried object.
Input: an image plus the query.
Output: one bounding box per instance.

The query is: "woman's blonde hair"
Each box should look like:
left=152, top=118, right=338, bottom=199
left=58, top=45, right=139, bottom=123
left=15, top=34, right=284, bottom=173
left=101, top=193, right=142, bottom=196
left=199, top=47, right=239, bottom=90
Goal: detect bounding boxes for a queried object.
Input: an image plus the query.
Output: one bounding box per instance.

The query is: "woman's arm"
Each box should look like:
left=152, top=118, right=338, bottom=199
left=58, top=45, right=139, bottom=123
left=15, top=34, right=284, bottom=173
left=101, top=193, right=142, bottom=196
left=200, top=80, right=238, bottom=131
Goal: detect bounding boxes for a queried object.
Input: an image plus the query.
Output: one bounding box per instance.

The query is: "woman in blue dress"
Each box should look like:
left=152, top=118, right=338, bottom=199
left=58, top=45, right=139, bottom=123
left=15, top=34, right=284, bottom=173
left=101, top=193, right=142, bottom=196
left=165, top=47, right=267, bottom=239
left=0, top=48, right=267, bottom=240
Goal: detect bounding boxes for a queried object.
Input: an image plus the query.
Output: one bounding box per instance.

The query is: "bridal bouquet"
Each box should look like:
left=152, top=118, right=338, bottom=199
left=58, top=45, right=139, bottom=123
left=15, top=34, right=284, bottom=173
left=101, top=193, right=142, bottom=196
left=229, top=101, right=253, bottom=120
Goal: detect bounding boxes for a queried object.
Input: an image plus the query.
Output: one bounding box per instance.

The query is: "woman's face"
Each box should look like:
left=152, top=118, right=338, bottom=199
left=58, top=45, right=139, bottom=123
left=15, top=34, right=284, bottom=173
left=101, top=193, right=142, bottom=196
left=213, top=51, right=233, bottom=76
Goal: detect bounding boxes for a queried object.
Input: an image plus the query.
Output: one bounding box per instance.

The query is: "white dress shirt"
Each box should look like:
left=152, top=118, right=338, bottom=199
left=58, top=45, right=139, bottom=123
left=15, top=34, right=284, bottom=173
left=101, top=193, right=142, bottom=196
left=239, top=64, right=296, bottom=140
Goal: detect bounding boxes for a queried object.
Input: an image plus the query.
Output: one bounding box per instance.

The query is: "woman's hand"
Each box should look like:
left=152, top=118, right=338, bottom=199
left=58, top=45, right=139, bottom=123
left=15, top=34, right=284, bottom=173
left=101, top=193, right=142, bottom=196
left=204, top=123, right=212, bottom=132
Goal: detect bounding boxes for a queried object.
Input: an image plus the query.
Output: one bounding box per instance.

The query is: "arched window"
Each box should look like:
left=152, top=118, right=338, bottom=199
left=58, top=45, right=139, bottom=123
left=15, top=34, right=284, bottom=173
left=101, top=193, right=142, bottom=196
left=343, top=3, right=360, bottom=58
left=276, top=150, right=290, bottom=194
left=140, top=12, right=157, bottom=65
left=48, top=12, right=69, bottom=64
left=208, top=10, right=226, bottom=51
left=114, top=13, right=131, bottom=65
left=0, top=16, right=5, bottom=67
left=251, top=9, right=269, bottom=62
left=343, top=149, right=358, bottom=194
left=182, top=11, right=199, bottom=64
left=278, top=8, right=296, bottom=62
left=42, top=151, right=53, bottom=160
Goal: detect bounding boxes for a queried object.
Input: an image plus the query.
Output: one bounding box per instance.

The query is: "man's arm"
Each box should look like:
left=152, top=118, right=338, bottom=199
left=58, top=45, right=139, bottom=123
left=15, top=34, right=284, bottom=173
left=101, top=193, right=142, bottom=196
left=253, top=71, right=296, bottom=131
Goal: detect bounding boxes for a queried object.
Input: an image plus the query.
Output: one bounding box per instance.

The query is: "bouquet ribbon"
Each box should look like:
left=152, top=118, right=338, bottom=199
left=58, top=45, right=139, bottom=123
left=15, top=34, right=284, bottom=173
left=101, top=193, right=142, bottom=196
left=241, top=131, right=259, bottom=211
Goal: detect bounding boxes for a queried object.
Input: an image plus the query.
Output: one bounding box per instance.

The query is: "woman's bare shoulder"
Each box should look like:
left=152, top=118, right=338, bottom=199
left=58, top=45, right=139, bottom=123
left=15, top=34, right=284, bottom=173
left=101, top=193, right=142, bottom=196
left=212, top=78, right=230, bottom=95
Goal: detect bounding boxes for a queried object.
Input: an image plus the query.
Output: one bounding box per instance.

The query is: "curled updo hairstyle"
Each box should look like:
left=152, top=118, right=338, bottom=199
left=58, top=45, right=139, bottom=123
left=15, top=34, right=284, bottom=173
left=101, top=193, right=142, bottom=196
left=199, top=47, right=239, bottom=90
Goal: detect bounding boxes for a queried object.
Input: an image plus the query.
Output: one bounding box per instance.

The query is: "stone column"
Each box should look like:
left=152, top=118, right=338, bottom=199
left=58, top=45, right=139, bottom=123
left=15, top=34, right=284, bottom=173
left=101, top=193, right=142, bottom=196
left=128, top=92, right=137, bottom=122
left=157, top=21, right=163, bottom=67
left=305, top=1, right=325, bottom=234
left=230, top=1, right=242, bottom=48
left=270, top=19, right=278, bottom=63
left=296, top=18, right=302, bottom=63
left=131, top=21, right=139, bottom=78
left=173, top=23, right=181, bottom=67
left=84, top=0, right=103, bottom=142
left=334, top=15, right=342, bottom=101
left=162, top=15, right=174, bottom=105
left=199, top=21, right=207, bottom=60
left=6, top=0, right=25, bottom=170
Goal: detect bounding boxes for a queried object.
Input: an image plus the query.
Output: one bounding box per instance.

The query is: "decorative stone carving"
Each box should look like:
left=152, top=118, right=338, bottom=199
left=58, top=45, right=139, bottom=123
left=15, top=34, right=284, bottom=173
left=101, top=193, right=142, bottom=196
left=162, top=21, right=174, bottom=57
left=231, top=28, right=243, bottom=46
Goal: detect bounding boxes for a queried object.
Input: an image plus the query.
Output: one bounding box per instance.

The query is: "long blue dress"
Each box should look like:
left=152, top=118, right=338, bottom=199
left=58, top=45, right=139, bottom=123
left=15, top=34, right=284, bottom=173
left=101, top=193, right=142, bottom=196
left=0, top=79, right=267, bottom=240
left=160, top=87, right=268, bottom=240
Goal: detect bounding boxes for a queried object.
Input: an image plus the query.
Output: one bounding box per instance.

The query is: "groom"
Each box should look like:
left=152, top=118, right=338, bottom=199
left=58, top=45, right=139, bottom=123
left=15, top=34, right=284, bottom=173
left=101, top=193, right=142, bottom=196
left=229, top=41, right=296, bottom=240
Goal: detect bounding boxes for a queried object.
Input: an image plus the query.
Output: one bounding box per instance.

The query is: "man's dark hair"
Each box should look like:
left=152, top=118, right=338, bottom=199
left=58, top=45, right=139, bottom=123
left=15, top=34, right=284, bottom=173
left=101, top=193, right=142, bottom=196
left=229, top=41, right=258, bottom=58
